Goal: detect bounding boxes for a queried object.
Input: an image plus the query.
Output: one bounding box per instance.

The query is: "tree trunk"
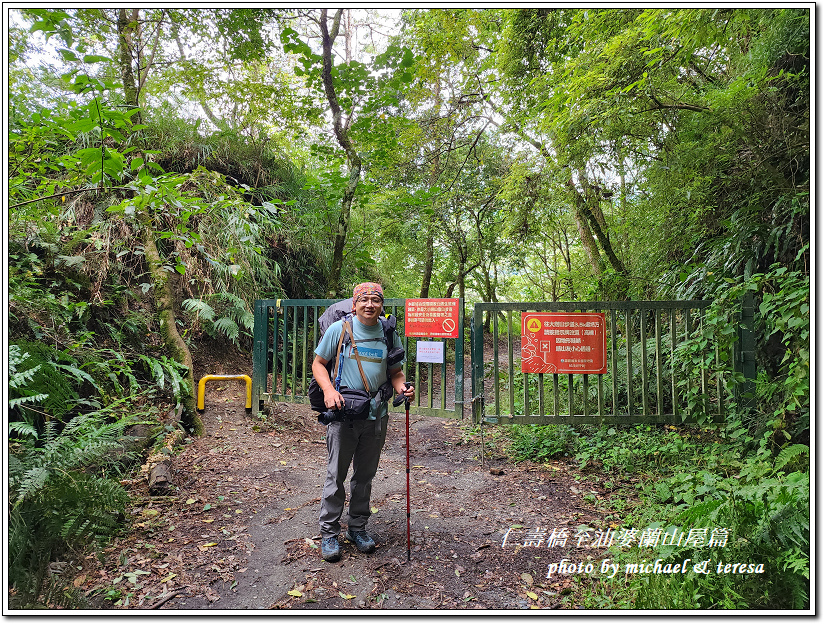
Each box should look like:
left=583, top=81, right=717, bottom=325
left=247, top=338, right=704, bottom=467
left=446, top=255, right=464, bottom=299
left=561, top=228, right=576, bottom=300
left=328, top=167, right=361, bottom=297
left=140, top=212, right=203, bottom=435
left=551, top=236, right=559, bottom=302
left=444, top=238, right=479, bottom=300
left=149, top=460, right=173, bottom=493
left=117, top=8, right=141, bottom=124
left=420, top=73, right=443, bottom=299
left=616, top=141, right=630, bottom=271
left=320, top=9, right=362, bottom=296
left=567, top=178, right=626, bottom=277
left=420, top=226, right=434, bottom=298
left=481, top=97, right=627, bottom=294
left=572, top=206, right=604, bottom=275
left=479, top=262, right=499, bottom=333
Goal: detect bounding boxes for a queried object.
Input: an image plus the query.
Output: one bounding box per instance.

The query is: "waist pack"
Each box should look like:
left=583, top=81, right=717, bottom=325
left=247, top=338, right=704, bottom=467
left=309, top=381, right=394, bottom=416
left=309, top=379, right=372, bottom=416
left=315, top=386, right=372, bottom=425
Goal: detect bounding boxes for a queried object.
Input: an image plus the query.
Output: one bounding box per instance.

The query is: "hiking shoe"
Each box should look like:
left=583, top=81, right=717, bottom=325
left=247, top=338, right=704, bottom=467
left=321, top=536, right=341, bottom=562
left=345, top=529, right=376, bottom=554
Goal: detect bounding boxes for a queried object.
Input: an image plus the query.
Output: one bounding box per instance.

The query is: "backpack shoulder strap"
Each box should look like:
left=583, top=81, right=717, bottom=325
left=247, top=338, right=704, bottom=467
left=339, top=313, right=354, bottom=345
left=379, top=315, right=396, bottom=347
left=329, top=321, right=348, bottom=389
left=335, top=321, right=347, bottom=361
left=342, top=320, right=371, bottom=394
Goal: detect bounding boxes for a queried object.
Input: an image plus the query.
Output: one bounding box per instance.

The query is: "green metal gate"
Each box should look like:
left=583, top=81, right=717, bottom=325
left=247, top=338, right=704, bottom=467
left=252, top=298, right=753, bottom=425
left=252, top=299, right=465, bottom=419
left=469, top=300, right=748, bottom=425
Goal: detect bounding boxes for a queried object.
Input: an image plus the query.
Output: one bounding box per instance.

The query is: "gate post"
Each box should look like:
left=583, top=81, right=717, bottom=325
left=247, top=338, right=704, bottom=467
left=454, top=298, right=465, bottom=419
left=252, top=300, right=269, bottom=413
left=734, top=293, right=757, bottom=408
left=470, top=304, right=485, bottom=424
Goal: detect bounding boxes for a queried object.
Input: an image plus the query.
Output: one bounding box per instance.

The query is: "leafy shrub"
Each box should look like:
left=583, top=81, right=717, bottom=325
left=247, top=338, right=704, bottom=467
left=573, top=424, right=700, bottom=475
left=9, top=345, right=49, bottom=435
left=630, top=445, right=810, bottom=609
left=8, top=345, right=175, bottom=607
left=672, top=260, right=809, bottom=440
left=508, top=424, right=578, bottom=461
left=568, top=419, right=809, bottom=610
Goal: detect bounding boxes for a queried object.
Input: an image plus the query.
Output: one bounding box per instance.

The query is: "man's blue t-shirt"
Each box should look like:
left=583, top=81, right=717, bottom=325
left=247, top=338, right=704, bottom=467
left=314, top=315, right=403, bottom=420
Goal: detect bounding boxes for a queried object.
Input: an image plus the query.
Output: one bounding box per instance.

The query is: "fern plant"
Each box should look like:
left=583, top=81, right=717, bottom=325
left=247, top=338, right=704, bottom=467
left=8, top=410, right=133, bottom=607
left=183, top=292, right=254, bottom=346
left=9, top=345, right=49, bottom=437
left=137, top=354, right=190, bottom=400
left=632, top=443, right=810, bottom=609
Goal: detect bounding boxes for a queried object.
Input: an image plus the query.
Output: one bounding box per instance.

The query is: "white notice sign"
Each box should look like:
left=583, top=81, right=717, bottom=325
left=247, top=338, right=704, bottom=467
left=416, top=340, right=444, bottom=364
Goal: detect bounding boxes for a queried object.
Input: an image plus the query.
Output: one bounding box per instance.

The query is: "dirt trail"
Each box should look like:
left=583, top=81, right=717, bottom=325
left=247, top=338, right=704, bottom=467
left=86, top=382, right=613, bottom=611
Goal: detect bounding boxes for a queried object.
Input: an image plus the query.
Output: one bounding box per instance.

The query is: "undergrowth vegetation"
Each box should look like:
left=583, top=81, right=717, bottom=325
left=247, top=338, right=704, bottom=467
left=8, top=411, right=135, bottom=608
left=8, top=340, right=179, bottom=607
left=506, top=420, right=809, bottom=609
left=6, top=46, right=333, bottom=603
left=502, top=262, right=810, bottom=610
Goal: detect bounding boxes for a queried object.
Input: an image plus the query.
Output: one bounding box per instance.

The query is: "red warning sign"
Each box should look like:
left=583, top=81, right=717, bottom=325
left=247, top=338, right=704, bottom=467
left=521, top=313, right=607, bottom=374
left=404, top=299, right=460, bottom=338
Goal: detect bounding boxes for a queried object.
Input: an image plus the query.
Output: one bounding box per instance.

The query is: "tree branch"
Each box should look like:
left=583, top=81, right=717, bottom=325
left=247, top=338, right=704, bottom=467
left=443, top=121, right=490, bottom=193
left=137, top=9, right=166, bottom=96
left=171, top=22, right=223, bottom=128
left=10, top=186, right=132, bottom=209
left=644, top=92, right=710, bottom=113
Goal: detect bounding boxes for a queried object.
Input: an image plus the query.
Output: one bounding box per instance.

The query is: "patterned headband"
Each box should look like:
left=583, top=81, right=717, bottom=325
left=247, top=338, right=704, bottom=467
left=352, top=282, right=384, bottom=309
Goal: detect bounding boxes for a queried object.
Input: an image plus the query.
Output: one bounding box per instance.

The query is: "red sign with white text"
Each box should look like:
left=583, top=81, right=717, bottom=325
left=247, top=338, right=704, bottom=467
left=521, top=313, right=607, bottom=374
left=404, top=299, right=460, bottom=338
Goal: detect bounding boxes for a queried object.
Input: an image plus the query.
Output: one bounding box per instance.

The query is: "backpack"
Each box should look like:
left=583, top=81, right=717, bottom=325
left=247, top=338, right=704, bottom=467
left=308, top=299, right=403, bottom=413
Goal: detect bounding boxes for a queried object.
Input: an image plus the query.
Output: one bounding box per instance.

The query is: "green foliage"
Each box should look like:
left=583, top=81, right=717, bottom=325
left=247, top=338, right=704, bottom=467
left=672, top=261, right=809, bottom=439
left=774, top=444, right=809, bottom=473
left=505, top=422, right=704, bottom=475
left=489, top=8, right=809, bottom=301
left=751, top=263, right=810, bottom=439
left=633, top=446, right=810, bottom=609
left=9, top=345, right=50, bottom=425
left=508, top=424, right=578, bottom=462
left=10, top=338, right=187, bottom=431
left=575, top=425, right=701, bottom=475
left=8, top=410, right=133, bottom=607
left=507, top=420, right=810, bottom=609
left=9, top=342, right=85, bottom=423
left=671, top=309, right=743, bottom=426
left=8, top=8, right=810, bottom=609
left=183, top=292, right=254, bottom=347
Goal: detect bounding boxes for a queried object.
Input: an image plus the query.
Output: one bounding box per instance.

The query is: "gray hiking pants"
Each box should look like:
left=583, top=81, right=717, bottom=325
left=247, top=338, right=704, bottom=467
left=319, top=416, right=389, bottom=538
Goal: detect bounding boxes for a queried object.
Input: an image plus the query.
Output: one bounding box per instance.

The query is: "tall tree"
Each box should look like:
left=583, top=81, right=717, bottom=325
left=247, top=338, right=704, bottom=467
left=318, top=9, right=362, bottom=296
left=493, top=8, right=809, bottom=296
left=281, top=9, right=416, bottom=295
left=116, top=9, right=141, bottom=121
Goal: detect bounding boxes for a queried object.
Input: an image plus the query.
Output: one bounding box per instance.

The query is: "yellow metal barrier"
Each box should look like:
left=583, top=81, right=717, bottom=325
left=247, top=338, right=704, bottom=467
left=197, top=374, right=253, bottom=412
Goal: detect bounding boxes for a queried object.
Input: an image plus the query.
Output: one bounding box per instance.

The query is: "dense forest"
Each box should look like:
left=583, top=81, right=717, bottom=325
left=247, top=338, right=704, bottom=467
left=7, top=9, right=810, bottom=610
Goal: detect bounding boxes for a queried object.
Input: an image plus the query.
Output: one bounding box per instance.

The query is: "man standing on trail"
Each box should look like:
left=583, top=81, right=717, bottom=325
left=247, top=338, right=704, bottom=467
left=312, top=282, right=415, bottom=562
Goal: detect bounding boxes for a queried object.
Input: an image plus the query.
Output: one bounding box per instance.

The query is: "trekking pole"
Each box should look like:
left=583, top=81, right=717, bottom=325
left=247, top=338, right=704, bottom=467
left=393, top=382, right=412, bottom=562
